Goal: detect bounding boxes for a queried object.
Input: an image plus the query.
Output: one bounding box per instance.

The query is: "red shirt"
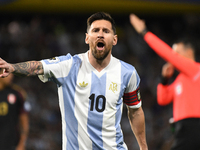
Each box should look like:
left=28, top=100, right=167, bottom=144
left=144, top=32, right=200, bottom=122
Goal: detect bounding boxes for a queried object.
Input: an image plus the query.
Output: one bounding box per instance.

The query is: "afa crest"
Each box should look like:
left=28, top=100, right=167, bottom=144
left=109, top=82, right=117, bottom=93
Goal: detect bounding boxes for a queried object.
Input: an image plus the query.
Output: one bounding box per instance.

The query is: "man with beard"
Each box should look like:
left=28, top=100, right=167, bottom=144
left=0, top=12, right=148, bottom=150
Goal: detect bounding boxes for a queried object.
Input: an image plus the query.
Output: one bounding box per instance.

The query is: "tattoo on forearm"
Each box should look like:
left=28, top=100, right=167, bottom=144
left=12, top=61, right=43, bottom=76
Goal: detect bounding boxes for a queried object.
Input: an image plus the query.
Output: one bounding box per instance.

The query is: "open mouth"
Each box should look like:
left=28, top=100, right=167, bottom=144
left=97, top=42, right=105, bottom=50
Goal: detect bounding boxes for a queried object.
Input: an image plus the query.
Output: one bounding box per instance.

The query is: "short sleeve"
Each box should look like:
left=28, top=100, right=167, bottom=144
left=123, top=69, right=142, bottom=109
left=38, top=54, right=73, bottom=83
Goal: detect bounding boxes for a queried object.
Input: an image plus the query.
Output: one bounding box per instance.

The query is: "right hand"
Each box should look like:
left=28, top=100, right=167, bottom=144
left=0, top=58, right=14, bottom=78
left=162, top=62, right=174, bottom=78
left=129, top=14, right=146, bottom=34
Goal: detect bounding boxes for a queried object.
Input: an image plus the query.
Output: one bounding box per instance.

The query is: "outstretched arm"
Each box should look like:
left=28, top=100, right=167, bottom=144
left=0, top=58, right=43, bottom=77
left=130, top=14, right=200, bottom=80
left=128, top=107, right=148, bottom=150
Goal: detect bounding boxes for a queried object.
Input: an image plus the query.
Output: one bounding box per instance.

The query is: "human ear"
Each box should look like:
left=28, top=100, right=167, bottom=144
left=113, top=35, right=118, bottom=46
left=187, top=48, right=195, bottom=59
left=85, top=33, right=89, bottom=44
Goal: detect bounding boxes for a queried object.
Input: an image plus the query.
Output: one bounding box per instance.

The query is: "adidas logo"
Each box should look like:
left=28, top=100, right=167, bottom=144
left=79, top=81, right=88, bottom=87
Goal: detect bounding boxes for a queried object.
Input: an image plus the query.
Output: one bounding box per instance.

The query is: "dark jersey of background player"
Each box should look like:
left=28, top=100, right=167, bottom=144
left=0, top=74, right=29, bottom=150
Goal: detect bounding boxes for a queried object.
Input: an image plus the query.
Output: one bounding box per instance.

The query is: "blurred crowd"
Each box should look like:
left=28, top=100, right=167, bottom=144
left=0, top=13, right=199, bottom=150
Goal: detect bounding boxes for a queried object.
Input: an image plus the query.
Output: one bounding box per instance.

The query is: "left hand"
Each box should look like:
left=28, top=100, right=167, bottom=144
left=162, top=62, right=174, bottom=78
left=129, top=14, right=146, bottom=34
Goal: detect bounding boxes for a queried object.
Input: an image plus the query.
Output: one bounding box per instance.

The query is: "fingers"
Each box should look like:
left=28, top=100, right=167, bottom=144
left=164, top=62, right=174, bottom=69
left=129, top=14, right=137, bottom=26
left=0, top=74, right=8, bottom=78
left=0, top=57, right=5, bottom=63
left=0, top=70, right=9, bottom=78
left=129, top=14, right=139, bottom=22
left=0, top=58, right=10, bottom=78
left=129, top=13, right=146, bottom=34
left=0, top=57, right=6, bottom=66
left=0, top=57, right=8, bottom=68
left=162, top=63, right=174, bottom=78
left=0, top=64, right=8, bottom=73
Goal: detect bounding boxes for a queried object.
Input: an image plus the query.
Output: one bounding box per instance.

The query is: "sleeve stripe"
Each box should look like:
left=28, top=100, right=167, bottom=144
left=123, top=96, right=137, bottom=101
left=123, top=97, right=138, bottom=102
left=124, top=100, right=138, bottom=104
left=123, top=94, right=136, bottom=98
left=123, top=87, right=141, bottom=106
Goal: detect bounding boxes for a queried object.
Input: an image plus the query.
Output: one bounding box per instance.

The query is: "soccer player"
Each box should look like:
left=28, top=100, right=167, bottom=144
left=130, top=14, right=200, bottom=150
left=0, top=73, right=29, bottom=150
left=0, top=12, right=148, bottom=150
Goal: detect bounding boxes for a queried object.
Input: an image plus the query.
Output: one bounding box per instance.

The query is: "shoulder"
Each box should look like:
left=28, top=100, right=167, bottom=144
left=41, top=53, right=83, bottom=67
left=111, top=57, right=139, bottom=81
left=121, top=60, right=136, bottom=70
left=51, top=53, right=83, bottom=63
left=42, top=53, right=73, bottom=64
left=114, top=57, right=137, bottom=73
left=112, top=56, right=135, bottom=69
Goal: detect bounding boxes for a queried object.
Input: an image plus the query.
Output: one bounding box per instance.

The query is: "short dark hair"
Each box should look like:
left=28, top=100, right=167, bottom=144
left=87, top=12, right=116, bottom=34
left=175, top=37, right=197, bottom=55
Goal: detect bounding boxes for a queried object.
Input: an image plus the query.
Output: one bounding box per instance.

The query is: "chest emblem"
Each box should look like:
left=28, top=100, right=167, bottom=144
left=109, top=82, right=117, bottom=93
left=79, top=81, right=88, bottom=87
left=7, top=93, right=16, bottom=104
left=175, top=84, right=182, bottom=95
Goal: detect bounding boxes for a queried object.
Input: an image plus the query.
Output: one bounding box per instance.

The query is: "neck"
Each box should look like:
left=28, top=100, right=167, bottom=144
left=88, top=51, right=111, bottom=72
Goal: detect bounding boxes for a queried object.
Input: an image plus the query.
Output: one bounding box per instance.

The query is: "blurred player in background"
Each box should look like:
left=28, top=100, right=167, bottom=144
left=0, top=71, right=29, bottom=150
left=130, top=14, right=200, bottom=150
left=0, top=12, right=148, bottom=150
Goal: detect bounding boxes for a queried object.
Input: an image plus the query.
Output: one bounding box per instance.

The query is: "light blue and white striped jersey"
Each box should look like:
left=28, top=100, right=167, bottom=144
left=38, top=51, right=141, bottom=150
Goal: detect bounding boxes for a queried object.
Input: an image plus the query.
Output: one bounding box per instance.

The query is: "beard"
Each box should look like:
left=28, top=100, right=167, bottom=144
left=91, top=47, right=110, bottom=61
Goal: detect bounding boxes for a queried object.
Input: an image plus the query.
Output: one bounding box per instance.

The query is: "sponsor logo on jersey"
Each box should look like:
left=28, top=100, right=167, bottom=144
left=47, top=57, right=59, bottom=63
left=0, top=102, right=8, bottom=116
left=175, top=83, right=182, bottom=95
left=79, top=81, right=88, bottom=87
left=7, top=93, right=16, bottom=104
left=109, top=82, right=117, bottom=93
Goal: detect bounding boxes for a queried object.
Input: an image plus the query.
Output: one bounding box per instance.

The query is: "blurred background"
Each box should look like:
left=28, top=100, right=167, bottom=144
left=0, top=0, right=200, bottom=149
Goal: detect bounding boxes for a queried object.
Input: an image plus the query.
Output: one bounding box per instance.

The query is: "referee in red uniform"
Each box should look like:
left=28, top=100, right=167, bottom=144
left=130, top=14, right=200, bottom=150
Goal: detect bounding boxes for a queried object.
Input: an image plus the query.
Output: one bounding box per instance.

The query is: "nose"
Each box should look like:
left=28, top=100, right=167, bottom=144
left=97, top=30, right=104, bottom=39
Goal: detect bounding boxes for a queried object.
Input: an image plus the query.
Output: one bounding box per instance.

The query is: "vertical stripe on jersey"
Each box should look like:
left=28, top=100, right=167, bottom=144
left=58, top=57, right=81, bottom=150
left=88, top=72, right=107, bottom=150
left=102, top=59, right=123, bottom=150
left=118, top=60, right=136, bottom=150
left=74, top=54, right=93, bottom=150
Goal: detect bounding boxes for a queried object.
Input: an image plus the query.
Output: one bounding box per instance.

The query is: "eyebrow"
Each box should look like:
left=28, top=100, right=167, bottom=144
left=91, top=27, right=112, bottom=32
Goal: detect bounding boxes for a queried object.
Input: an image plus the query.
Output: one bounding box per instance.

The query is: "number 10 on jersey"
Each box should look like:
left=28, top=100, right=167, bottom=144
left=89, top=94, right=106, bottom=112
